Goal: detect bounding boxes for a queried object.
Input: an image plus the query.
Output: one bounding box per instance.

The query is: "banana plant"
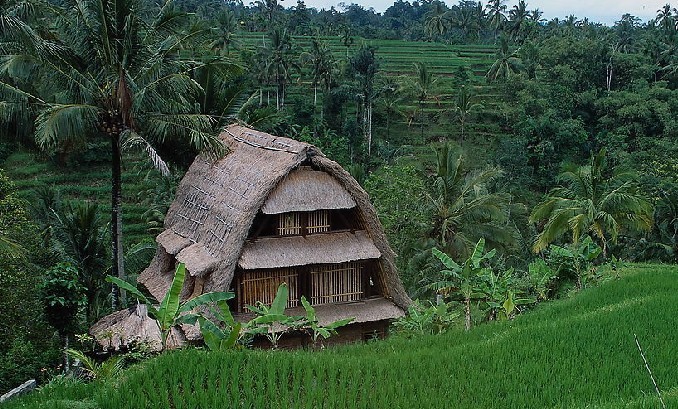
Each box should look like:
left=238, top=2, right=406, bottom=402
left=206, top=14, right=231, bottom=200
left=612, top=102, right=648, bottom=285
left=299, top=296, right=354, bottom=346
left=430, top=238, right=496, bottom=331
left=106, top=263, right=234, bottom=350
left=197, top=300, right=242, bottom=351
left=527, top=259, right=556, bottom=300
left=242, top=283, right=302, bottom=348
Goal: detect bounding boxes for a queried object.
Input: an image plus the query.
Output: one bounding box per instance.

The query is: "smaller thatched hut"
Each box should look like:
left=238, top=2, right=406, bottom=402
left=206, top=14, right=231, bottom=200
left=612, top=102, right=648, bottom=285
left=92, top=124, right=410, bottom=349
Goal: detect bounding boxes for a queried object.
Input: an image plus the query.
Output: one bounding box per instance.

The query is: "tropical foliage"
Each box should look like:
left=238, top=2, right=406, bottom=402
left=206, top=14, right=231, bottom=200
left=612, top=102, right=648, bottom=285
left=530, top=149, right=653, bottom=255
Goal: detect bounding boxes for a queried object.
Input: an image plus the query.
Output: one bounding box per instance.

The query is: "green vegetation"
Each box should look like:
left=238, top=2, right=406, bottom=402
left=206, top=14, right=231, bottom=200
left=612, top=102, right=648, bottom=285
left=6, top=264, right=677, bottom=408
left=2, top=0, right=678, bottom=399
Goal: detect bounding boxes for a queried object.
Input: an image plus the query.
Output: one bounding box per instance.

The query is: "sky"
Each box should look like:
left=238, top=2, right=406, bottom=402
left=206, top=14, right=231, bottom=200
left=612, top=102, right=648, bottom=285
left=296, top=0, right=670, bottom=26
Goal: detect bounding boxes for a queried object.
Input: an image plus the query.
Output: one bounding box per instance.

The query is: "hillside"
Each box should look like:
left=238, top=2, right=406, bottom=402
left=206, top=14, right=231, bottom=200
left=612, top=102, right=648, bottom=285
left=7, top=264, right=677, bottom=409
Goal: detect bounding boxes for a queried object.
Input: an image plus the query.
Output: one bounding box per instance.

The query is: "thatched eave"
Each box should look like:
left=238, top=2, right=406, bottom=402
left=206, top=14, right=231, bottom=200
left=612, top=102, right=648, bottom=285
left=157, top=229, right=192, bottom=255
left=237, top=231, right=381, bottom=270
left=89, top=304, right=185, bottom=351
left=176, top=243, right=219, bottom=277
left=261, top=166, right=356, bottom=214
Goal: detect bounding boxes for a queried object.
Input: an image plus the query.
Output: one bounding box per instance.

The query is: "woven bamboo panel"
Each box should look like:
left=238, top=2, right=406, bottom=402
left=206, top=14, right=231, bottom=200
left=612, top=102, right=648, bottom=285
left=277, top=213, right=301, bottom=236
left=310, top=262, right=363, bottom=305
left=240, top=268, right=299, bottom=309
left=307, top=210, right=330, bottom=234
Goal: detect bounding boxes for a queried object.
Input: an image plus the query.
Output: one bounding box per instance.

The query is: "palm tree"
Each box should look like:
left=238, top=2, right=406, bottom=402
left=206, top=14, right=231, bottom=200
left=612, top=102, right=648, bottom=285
left=452, top=85, right=483, bottom=145
left=428, top=144, right=520, bottom=261
left=656, top=4, right=676, bottom=34
left=485, top=0, right=507, bottom=37
left=340, top=26, right=353, bottom=59
left=261, top=28, right=299, bottom=111
left=530, top=149, right=653, bottom=256
left=424, top=1, right=449, bottom=39
left=300, top=36, right=334, bottom=108
left=350, top=46, right=379, bottom=156
left=1, top=0, right=226, bottom=308
left=378, top=77, right=403, bottom=141
left=508, top=0, right=529, bottom=42
left=210, top=9, right=238, bottom=56
left=56, top=201, right=108, bottom=323
left=486, top=34, right=523, bottom=82
left=410, top=62, right=437, bottom=139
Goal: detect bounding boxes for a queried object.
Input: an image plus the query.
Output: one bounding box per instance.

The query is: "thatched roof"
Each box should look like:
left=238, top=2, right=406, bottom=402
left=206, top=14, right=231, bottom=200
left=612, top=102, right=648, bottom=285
left=89, top=304, right=185, bottom=351
left=261, top=166, right=356, bottom=214
left=138, top=123, right=409, bottom=308
left=238, top=231, right=380, bottom=270
left=94, top=124, right=411, bottom=349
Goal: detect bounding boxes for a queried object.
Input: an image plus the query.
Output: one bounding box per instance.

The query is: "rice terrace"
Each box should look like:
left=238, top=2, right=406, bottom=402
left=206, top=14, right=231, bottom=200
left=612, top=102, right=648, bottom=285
left=1, top=0, right=678, bottom=407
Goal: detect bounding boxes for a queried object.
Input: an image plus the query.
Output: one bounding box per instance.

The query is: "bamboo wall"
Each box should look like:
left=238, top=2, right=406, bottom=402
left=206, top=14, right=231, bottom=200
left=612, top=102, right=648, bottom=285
left=237, top=262, right=368, bottom=311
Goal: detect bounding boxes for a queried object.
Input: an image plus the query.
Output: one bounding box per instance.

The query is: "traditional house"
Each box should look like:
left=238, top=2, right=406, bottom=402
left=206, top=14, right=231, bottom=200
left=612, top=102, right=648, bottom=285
left=92, top=124, right=410, bottom=349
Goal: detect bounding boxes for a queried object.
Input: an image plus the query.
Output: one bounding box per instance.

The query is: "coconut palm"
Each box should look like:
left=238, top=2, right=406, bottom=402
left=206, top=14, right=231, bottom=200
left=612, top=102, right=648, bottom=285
left=300, top=36, right=334, bottom=107
left=486, top=34, right=523, bottom=82
left=452, top=85, right=483, bottom=145
left=424, top=1, right=449, bottom=38
left=656, top=4, right=676, bottom=34
left=350, top=46, right=379, bottom=156
left=485, top=0, right=507, bottom=37
left=260, top=28, right=299, bottom=110
left=378, top=77, right=403, bottom=141
left=530, top=149, right=653, bottom=256
left=508, top=0, right=529, bottom=42
left=428, top=143, right=520, bottom=261
left=1, top=0, right=227, bottom=308
left=210, top=9, right=238, bottom=56
left=408, top=62, right=437, bottom=139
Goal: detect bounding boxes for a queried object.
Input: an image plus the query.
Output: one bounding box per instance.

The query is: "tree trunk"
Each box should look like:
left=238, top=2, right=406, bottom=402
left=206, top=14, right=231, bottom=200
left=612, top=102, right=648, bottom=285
left=367, top=101, right=372, bottom=156
left=111, top=135, right=126, bottom=310
left=464, top=297, right=471, bottom=331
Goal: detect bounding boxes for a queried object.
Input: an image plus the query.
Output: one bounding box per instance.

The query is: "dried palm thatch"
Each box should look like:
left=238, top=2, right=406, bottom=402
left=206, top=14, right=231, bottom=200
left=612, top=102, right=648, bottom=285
left=89, top=304, right=185, bottom=351
left=238, top=231, right=380, bottom=270
left=261, top=166, right=356, bottom=214
left=93, top=124, right=410, bottom=348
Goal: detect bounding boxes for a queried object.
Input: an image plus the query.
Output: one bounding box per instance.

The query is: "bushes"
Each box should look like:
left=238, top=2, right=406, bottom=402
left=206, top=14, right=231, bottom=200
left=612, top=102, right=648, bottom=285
left=0, top=169, right=61, bottom=391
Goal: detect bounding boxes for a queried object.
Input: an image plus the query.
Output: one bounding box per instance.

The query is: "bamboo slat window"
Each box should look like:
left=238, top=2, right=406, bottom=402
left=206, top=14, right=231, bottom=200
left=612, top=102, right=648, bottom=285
left=277, top=212, right=301, bottom=236
left=240, top=268, right=299, bottom=311
left=307, top=210, right=330, bottom=234
left=309, top=262, right=363, bottom=305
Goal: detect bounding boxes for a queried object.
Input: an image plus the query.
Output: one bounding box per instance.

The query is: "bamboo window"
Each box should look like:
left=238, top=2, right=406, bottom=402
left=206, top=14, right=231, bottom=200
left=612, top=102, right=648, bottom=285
left=277, top=212, right=301, bottom=236
left=239, top=268, right=299, bottom=311
left=307, top=210, right=330, bottom=234
left=309, top=262, right=363, bottom=305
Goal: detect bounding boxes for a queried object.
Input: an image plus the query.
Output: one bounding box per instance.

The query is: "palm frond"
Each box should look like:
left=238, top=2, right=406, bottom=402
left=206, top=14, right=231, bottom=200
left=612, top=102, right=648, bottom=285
left=35, top=104, right=100, bottom=150
left=121, top=130, right=170, bottom=176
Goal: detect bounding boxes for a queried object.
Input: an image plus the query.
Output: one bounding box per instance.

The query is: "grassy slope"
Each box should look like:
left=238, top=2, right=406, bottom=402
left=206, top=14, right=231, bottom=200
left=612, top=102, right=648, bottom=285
left=7, top=264, right=677, bottom=408
left=2, top=151, right=172, bottom=246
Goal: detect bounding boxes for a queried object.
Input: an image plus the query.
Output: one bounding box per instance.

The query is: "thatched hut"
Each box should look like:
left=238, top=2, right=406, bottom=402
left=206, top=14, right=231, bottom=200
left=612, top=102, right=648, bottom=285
left=92, top=124, right=410, bottom=349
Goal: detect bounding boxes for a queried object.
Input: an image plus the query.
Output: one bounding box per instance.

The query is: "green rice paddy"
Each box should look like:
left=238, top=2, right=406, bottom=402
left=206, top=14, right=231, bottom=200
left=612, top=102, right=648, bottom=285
left=7, top=264, right=677, bottom=408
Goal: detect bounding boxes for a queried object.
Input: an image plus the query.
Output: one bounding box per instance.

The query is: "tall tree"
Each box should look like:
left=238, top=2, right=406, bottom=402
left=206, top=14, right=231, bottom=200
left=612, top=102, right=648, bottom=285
left=262, top=28, right=299, bottom=111
left=350, top=46, right=379, bottom=157
left=486, top=35, right=523, bottom=81
left=410, top=62, right=437, bottom=139
left=508, top=0, right=529, bottom=42
left=530, top=149, right=653, bottom=255
left=486, top=0, right=507, bottom=37
left=424, top=1, right=449, bottom=39
left=428, top=144, right=520, bottom=260
left=452, top=85, right=483, bottom=145
left=300, top=36, right=334, bottom=108
left=210, top=9, right=238, bottom=56
left=1, top=0, right=226, bottom=308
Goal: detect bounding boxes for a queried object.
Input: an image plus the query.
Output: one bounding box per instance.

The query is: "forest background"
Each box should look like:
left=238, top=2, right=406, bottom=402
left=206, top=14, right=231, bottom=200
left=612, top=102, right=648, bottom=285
left=1, top=0, right=678, bottom=391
